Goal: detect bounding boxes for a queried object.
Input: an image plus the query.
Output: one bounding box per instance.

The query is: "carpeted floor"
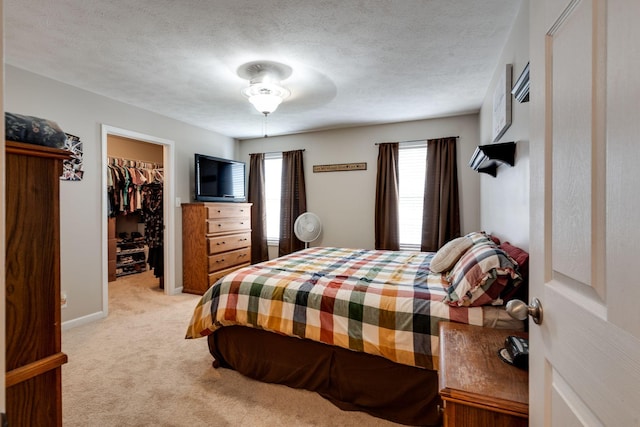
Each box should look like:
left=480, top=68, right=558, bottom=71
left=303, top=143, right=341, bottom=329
left=62, top=271, right=401, bottom=426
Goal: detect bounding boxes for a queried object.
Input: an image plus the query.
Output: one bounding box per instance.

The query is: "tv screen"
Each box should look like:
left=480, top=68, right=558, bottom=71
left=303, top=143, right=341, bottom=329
left=194, top=154, right=246, bottom=202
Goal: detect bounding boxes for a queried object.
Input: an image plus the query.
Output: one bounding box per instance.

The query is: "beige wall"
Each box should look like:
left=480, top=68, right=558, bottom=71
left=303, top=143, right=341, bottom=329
left=478, top=0, right=530, bottom=250
left=239, top=114, right=482, bottom=252
left=107, top=135, right=164, bottom=164
left=4, top=65, right=236, bottom=325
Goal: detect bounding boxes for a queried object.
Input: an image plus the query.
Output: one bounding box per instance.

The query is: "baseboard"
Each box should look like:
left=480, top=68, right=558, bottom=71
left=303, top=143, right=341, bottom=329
left=172, top=286, right=184, bottom=295
left=62, top=310, right=107, bottom=331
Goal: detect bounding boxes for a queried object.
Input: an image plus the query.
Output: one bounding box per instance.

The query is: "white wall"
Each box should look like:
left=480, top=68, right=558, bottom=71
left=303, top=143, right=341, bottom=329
left=239, top=114, right=481, bottom=252
left=4, top=65, right=236, bottom=325
left=478, top=0, right=530, bottom=250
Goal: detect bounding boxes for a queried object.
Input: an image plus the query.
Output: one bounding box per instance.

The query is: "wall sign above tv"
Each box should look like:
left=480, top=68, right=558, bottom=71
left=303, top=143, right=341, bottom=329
left=194, top=154, right=246, bottom=202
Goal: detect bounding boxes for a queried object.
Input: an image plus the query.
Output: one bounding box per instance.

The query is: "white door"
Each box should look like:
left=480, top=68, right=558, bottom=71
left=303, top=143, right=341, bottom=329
left=529, top=0, right=640, bottom=425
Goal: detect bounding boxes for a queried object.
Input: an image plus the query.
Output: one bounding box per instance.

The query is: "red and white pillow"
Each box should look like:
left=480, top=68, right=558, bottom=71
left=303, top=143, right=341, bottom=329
left=430, top=231, right=527, bottom=307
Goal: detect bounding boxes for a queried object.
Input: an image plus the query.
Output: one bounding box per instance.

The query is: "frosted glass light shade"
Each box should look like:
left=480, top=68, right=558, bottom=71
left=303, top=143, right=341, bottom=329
left=248, top=93, right=283, bottom=114
left=242, top=82, right=290, bottom=115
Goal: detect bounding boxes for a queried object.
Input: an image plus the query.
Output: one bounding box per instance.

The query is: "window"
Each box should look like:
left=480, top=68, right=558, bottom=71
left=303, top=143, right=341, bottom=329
left=264, top=153, right=282, bottom=242
left=398, top=142, right=427, bottom=249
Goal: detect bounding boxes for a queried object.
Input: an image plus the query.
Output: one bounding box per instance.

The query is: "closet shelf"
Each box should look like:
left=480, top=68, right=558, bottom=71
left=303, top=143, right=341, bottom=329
left=116, top=260, right=146, bottom=268
left=115, top=237, right=147, bottom=277
left=117, top=248, right=146, bottom=255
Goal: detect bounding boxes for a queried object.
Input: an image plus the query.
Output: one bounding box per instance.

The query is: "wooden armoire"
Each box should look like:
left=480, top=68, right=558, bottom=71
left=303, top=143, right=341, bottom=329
left=5, top=141, right=69, bottom=426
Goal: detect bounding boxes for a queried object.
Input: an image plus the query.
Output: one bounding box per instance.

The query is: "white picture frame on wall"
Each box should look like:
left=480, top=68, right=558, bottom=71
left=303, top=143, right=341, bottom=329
left=492, top=63, right=513, bottom=142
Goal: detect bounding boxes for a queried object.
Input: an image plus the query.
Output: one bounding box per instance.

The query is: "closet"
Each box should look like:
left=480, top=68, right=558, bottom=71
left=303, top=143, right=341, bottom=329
left=106, top=135, right=164, bottom=287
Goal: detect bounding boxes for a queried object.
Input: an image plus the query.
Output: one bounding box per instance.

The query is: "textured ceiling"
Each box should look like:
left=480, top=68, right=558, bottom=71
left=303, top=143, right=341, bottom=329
left=4, top=0, right=521, bottom=140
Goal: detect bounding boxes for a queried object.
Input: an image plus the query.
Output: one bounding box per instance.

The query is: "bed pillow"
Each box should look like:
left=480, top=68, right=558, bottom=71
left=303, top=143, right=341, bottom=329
left=499, top=241, right=530, bottom=302
left=499, top=242, right=529, bottom=279
left=443, top=243, right=522, bottom=307
left=430, top=236, right=473, bottom=273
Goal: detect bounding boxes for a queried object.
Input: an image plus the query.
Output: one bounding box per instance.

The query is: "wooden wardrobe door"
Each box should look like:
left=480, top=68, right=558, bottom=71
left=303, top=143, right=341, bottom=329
left=5, top=141, right=69, bottom=426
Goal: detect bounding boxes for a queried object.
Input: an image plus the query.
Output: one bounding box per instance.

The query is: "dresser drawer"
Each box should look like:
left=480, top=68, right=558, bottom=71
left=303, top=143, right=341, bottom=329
left=208, top=247, right=251, bottom=272
left=208, top=263, right=251, bottom=286
left=208, top=232, right=251, bottom=255
left=206, top=218, right=250, bottom=234
left=206, top=203, right=251, bottom=219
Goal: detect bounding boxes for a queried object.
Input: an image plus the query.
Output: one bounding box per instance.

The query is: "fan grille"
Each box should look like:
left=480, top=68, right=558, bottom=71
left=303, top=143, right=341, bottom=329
left=294, top=212, right=322, bottom=244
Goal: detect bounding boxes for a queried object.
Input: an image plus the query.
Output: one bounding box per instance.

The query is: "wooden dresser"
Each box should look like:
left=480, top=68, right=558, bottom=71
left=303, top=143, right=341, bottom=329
left=438, top=322, right=528, bottom=427
left=5, top=141, right=70, bottom=426
left=182, top=202, right=251, bottom=295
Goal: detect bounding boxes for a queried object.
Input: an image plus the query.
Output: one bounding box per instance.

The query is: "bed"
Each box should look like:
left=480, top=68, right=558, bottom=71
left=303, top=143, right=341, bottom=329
left=186, top=232, right=528, bottom=426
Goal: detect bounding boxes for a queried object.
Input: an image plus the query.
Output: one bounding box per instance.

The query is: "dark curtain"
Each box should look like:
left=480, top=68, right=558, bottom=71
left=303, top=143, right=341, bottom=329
left=375, top=142, right=400, bottom=250
left=278, top=150, right=307, bottom=257
left=421, top=137, right=460, bottom=252
left=248, top=153, right=269, bottom=263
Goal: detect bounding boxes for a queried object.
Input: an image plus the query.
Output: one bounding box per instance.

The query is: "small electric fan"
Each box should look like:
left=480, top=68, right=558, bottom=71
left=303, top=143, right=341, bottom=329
left=293, top=212, right=322, bottom=248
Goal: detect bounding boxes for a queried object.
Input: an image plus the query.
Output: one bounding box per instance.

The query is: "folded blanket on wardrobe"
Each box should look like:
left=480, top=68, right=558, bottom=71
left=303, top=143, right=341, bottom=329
left=5, top=112, right=67, bottom=148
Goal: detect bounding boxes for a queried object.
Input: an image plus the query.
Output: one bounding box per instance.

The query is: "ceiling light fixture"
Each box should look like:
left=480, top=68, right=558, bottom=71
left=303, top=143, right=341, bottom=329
left=238, top=61, right=293, bottom=116
left=242, top=81, right=291, bottom=115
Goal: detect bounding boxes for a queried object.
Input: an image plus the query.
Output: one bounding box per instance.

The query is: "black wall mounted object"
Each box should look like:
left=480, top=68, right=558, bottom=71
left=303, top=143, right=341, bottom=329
left=469, top=141, right=516, bottom=177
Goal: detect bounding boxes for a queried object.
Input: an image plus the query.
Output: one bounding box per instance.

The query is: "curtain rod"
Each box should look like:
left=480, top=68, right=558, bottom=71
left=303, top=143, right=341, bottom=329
left=374, top=136, right=459, bottom=145
left=248, top=149, right=306, bottom=155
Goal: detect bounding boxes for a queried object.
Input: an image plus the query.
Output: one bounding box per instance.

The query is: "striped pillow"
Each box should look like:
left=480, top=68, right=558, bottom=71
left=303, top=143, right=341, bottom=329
left=443, top=243, right=522, bottom=307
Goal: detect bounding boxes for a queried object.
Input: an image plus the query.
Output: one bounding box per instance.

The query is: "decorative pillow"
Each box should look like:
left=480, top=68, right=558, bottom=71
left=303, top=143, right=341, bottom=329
left=443, top=243, right=522, bottom=307
left=5, top=112, right=67, bottom=149
left=430, top=236, right=473, bottom=273
left=499, top=242, right=529, bottom=279
left=499, top=241, right=530, bottom=302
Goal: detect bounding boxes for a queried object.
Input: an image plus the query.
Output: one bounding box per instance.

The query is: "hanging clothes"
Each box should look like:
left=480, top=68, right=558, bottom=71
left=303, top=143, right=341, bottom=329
left=142, top=183, right=164, bottom=281
left=107, top=157, right=163, bottom=217
left=107, top=156, right=165, bottom=283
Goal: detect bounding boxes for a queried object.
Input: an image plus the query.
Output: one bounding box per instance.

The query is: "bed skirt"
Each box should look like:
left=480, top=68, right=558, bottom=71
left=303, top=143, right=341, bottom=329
left=208, top=325, right=442, bottom=426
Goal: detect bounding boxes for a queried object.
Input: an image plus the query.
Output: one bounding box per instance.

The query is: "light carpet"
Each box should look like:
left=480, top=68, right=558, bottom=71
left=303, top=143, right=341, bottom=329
left=62, top=271, right=401, bottom=426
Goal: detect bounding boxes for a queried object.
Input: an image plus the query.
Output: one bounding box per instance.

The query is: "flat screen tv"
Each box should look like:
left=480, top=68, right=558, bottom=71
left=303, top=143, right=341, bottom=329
left=194, top=154, right=246, bottom=202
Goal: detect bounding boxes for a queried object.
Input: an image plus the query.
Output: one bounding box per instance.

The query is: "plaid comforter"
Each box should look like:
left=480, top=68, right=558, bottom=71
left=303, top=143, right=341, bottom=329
left=185, top=247, right=484, bottom=369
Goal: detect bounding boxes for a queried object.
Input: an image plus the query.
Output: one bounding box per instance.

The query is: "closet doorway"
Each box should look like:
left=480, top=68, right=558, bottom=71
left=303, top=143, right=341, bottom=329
left=101, top=125, right=176, bottom=317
